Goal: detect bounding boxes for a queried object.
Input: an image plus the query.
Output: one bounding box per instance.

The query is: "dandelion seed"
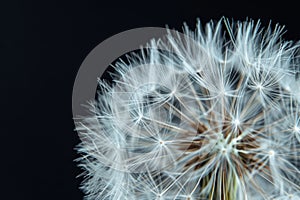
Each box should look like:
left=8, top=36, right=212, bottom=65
left=75, top=18, right=300, bottom=200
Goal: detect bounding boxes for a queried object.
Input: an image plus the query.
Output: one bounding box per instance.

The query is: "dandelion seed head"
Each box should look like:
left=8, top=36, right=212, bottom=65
left=75, top=18, right=300, bottom=200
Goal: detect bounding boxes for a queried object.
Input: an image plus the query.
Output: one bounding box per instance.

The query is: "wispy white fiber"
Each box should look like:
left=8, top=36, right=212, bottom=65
left=75, top=18, right=300, bottom=200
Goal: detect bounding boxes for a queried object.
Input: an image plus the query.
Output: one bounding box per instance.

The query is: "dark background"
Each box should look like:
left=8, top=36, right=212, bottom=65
left=1, top=0, right=299, bottom=199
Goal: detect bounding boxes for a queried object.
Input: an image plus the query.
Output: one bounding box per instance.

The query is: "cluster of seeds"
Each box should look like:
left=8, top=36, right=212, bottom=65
left=76, top=19, right=300, bottom=200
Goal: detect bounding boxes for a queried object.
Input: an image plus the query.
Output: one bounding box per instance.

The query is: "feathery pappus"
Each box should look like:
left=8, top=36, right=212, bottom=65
left=75, top=18, right=300, bottom=200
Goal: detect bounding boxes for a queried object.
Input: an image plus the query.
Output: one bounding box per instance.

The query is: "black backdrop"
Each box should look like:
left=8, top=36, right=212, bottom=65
left=1, top=0, right=299, bottom=199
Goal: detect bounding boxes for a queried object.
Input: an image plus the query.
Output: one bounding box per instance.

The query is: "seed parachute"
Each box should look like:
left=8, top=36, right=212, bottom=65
left=75, top=18, right=300, bottom=200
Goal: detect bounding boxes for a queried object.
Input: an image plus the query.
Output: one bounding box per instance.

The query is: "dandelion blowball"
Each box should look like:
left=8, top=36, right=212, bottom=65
left=75, top=19, right=300, bottom=200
